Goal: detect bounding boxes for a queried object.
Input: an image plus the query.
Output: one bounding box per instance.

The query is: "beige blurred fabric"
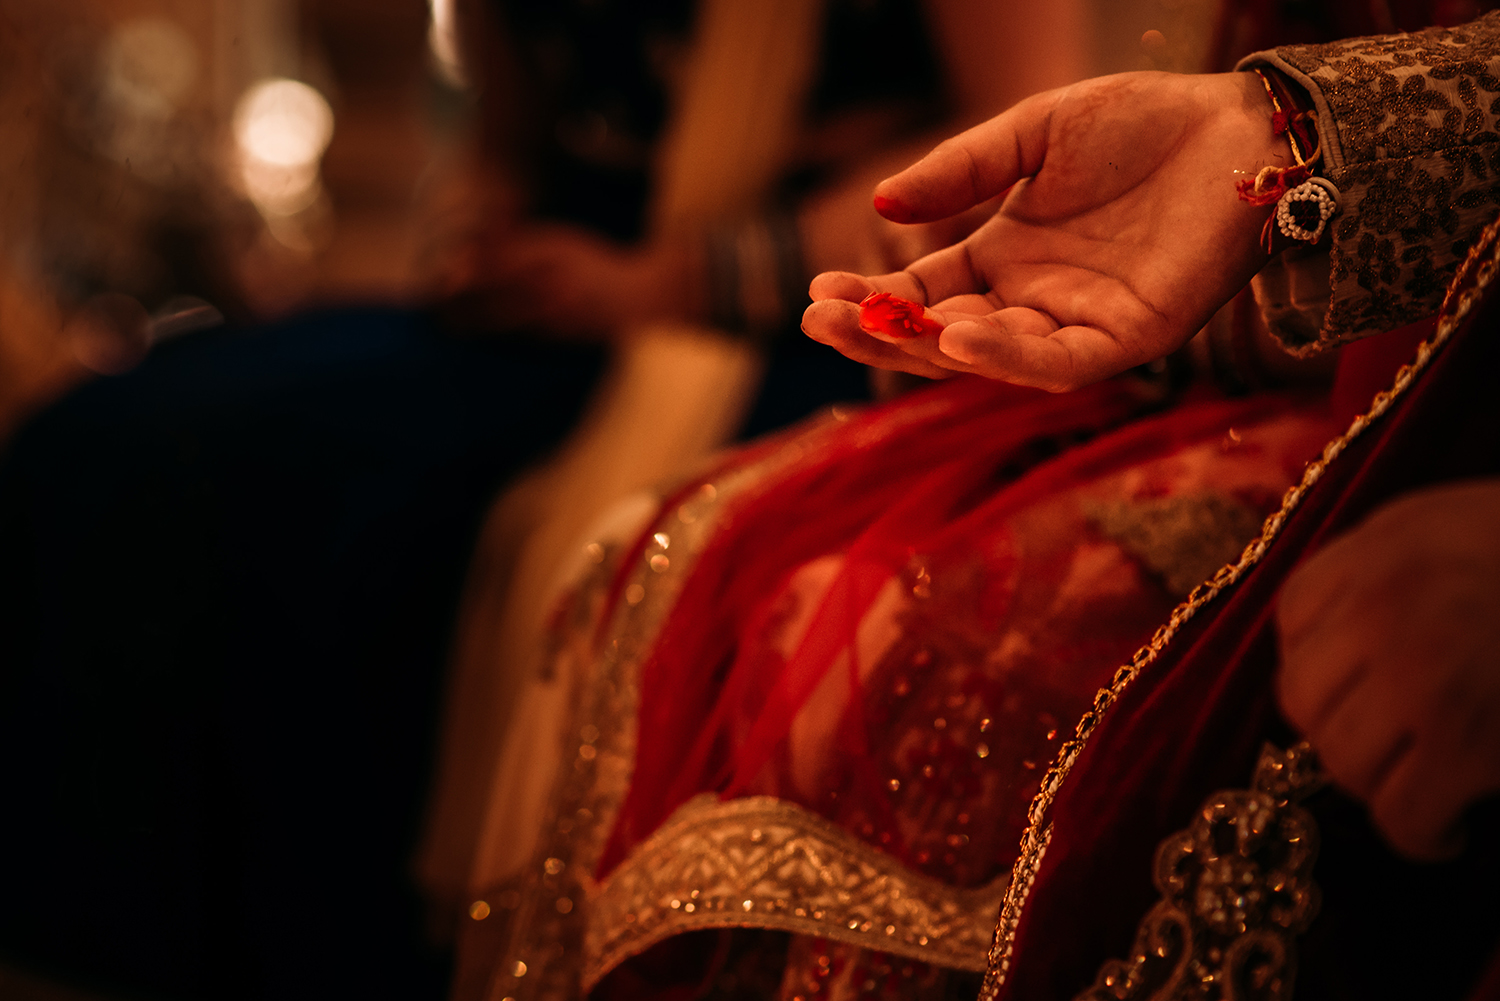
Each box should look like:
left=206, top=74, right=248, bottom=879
left=415, top=0, right=823, bottom=909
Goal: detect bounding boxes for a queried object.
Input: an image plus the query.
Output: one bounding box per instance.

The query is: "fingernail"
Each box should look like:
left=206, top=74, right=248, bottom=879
left=937, top=329, right=978, bottom=365
left=873, top=194, right=913, bottom=223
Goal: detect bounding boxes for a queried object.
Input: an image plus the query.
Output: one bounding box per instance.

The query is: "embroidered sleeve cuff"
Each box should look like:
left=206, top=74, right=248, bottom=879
left=1238, top=12, right=1500, bottom=354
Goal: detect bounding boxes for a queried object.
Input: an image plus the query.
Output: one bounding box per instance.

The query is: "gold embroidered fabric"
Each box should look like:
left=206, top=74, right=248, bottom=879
left=478, top=479, right=740, bottom=1001
left=585, top=794, right=1009, bottom=989
left=1087, top=493, right=1265, bottom=598
left=1244, top=12, right=1500, bottom=351
left=482, top=411, right=880, bottom=1001
left=1073, top=742, right=1324, bottom=1001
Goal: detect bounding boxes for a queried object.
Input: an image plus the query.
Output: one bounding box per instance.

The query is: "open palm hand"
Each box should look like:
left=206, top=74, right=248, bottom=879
left=802, top=71, right=1293, bottom=391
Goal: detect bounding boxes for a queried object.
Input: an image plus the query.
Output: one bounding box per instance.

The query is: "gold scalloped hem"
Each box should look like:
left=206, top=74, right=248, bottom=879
left=582, top=794, right=1009, bottom=990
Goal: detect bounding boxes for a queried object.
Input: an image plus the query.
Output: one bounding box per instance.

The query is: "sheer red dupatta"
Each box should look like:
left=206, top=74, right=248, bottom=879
left=595, top=371, right=1339, bottom=881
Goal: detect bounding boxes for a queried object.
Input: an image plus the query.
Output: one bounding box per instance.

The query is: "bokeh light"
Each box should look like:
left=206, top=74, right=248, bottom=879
left=94, top=17, right=200, bottom=180
left=428, top=0, right=465, bottom=88
left=232, top=78, right=335, bottom=218
left=103, top=17, right=198, bottom=118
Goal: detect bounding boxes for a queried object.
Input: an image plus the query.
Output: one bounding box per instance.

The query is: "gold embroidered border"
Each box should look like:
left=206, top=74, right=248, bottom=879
left=1073, top=742, right=1325, bottom=1001
left=583, top=794, right=1009, bottom=989
left=485, top=405, right=912, bottom=1001
left=979, top=213, right=1500, bottom=999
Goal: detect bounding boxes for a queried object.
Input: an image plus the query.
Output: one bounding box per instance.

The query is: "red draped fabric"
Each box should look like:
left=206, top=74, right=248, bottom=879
left=998, top=305, right=1500, bottom=999
left=598, top=371, right=1346, bottom=890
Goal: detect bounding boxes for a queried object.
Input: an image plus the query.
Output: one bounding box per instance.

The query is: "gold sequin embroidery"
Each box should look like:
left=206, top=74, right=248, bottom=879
left=1252, top=12, right=1500, bottom=350
left=584, top=794, right=1009, bottom=989
left=1073, top=742, right=1324, bottom=1001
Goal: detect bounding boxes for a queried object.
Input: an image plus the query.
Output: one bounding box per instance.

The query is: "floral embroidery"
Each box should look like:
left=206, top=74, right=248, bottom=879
left=1071, top=743, right=1324, bottom=1001
left=1253, top=12, right=1500, bottom=350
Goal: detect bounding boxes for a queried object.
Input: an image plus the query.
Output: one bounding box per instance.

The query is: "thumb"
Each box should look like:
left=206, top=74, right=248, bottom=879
left=873, top=90, right=1054, bottom=224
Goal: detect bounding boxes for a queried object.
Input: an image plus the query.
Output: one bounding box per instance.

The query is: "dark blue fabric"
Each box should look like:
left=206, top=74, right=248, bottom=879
left=0, top=308, right=606, bottom=999
left=0, top=306, right=866, bottom=999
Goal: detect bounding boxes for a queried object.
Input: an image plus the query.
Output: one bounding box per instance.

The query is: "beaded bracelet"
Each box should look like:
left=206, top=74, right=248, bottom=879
left=1236, top=68, right=1341, bottom=253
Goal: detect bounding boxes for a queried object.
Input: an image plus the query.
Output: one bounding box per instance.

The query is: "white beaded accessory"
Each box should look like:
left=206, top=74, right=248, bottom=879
left=1275, top=176, right=1340, bottom=244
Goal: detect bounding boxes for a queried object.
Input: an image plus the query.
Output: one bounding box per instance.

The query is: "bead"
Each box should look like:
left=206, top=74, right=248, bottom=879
left=1274, top=177, right=1339, bottom=243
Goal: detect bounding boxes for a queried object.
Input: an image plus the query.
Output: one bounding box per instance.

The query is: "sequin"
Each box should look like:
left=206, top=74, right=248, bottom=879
left=469, top=900, right=491, bottom=921
left=650, top=554, right=670, bottom=573
left=625, top=583, right=645, bottom=605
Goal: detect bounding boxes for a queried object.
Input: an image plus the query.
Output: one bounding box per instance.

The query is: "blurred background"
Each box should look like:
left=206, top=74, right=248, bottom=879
left=0, top=0, right=462, bottom=439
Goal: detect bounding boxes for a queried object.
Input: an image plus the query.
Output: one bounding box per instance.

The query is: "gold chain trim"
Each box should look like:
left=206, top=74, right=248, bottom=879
left=583, top=794, right=1009, bottom=989
left=1074, top=742, right=1325, bottom=1001
left=980, top=211, right=1500, bottom=999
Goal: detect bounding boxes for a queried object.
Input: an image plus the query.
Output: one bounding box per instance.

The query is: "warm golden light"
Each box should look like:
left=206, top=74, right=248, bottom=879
left=427, top=0, right=465, bottom=87
left=232, top=78, right=335, bottom=218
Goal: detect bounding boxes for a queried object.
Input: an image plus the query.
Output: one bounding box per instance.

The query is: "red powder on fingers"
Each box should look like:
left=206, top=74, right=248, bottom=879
left=858, top=291, right=944, bottom=339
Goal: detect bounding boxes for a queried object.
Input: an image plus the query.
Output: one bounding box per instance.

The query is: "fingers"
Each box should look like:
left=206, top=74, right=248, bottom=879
left=937, top=313, right=1128, bottom=393
left=816, top=238, right=992, bottom=313
left=1273, top=484, right=1500, bottom=861
left=801, top=299, right=954, bottom=379
left=1370, top=740, right=1471, bottom=860
left=805, top=270, right=973, bottom=378
left=1276, top=533, right=1363, bottom=649
left=872, top=92, right=1054, bottom=224
left=808, top=271, right=876, bottom=303
left=808, top=268, right=1148, bottom=391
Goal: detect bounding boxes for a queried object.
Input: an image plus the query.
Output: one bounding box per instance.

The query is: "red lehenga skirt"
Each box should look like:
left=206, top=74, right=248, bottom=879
left=457, top=257, right=1500, bottom=1001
